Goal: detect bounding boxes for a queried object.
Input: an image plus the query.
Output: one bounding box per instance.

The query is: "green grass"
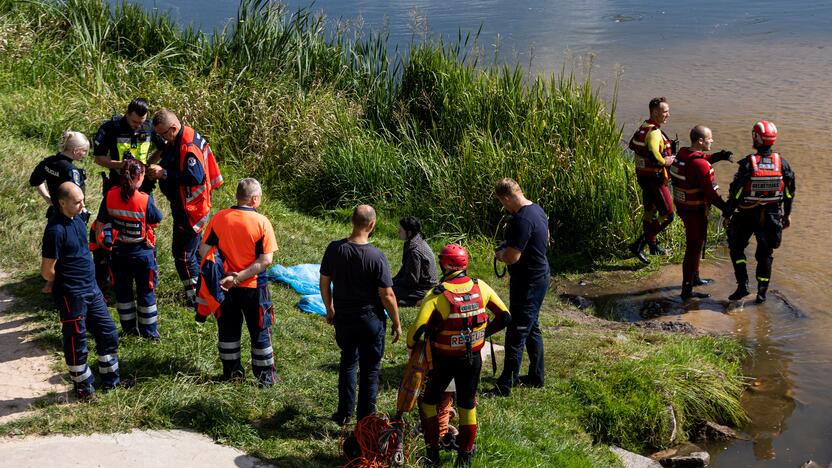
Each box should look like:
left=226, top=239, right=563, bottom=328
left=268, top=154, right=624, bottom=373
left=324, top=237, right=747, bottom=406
left=0, top=0, right=663, bottom=265
left=0, top=2, right=746, bottom=467
left=0, top=129, right=746, bottom=466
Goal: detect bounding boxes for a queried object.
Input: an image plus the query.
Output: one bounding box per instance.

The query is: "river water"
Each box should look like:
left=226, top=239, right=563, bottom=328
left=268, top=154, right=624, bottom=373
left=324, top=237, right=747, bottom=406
left=120, top=1, right=832, bottom=465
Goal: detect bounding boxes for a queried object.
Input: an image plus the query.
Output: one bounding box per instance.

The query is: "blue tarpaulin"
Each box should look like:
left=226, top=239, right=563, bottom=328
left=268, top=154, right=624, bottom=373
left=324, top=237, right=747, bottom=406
left=267, top=264, right=326, bottom=316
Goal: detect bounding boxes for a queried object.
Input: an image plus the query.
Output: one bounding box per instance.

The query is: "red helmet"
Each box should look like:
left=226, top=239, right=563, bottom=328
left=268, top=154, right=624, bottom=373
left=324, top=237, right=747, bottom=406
left=439, top=244, right=469, bottom=271
left=752, top=120, right=777, bottom=146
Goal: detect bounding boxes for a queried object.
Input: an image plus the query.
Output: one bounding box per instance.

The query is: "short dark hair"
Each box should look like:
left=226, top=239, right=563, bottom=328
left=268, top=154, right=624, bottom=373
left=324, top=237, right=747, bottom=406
left=649, top=97, right=667, bottom=113
left=127, top=98, right=149, bottom=117
left=399, top=216, right=421, bottom=237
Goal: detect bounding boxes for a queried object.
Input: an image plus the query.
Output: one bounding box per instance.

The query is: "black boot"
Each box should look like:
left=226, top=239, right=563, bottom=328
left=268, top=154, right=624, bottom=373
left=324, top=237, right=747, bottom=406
left=729, top=283, right=750, bottom=301
left=681, top=282, right=709, bottom=300
left=455, top=450, right=473, bottom=467
left=424, top=446, right=442, bottom=467
left=692, top=274, right=713, bottom=286
left=756, top=281, right=770, bottom=304
left=629, top=236, right=650, bottom=265
left=648, top=241, right=670, bottom=255
left=729, top=262, right=750, bottom=301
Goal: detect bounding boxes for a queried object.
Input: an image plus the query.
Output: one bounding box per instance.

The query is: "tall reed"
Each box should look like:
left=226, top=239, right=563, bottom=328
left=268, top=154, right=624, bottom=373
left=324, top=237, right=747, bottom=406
left=5, top=0, right=644, bottom=263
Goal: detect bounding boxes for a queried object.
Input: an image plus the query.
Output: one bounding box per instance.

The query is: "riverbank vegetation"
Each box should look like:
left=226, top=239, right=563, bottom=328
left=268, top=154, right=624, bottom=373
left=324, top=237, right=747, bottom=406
left=0, top=0, right=644, bottom=264
left=0, top=1, right=745, bottom=466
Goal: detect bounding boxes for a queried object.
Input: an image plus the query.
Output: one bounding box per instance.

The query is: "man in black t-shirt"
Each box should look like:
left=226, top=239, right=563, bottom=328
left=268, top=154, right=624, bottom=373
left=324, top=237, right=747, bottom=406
left=320, top=205, right=403, bottom=426
left=489, top=178, right=550, bottom=397
left=41, top=182, right=120, bottom=399
left=92, top=98, right=165, bottom=194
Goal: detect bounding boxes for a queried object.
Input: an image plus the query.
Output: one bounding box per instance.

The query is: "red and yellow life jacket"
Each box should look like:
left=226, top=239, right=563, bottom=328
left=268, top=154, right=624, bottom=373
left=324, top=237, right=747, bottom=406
left=431, top=281, right=490, bottom=358
left=179, top=126, right=223, bottom=233
left=670, top=150, right=711, bottom=209
left=741, top=152, right=784, bottom=205
left=629, top=120, right=672, bottom=176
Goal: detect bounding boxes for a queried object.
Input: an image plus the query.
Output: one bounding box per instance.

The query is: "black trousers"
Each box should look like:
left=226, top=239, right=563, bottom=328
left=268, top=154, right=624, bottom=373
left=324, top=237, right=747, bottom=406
left=728, top=205, right=783, bottom=284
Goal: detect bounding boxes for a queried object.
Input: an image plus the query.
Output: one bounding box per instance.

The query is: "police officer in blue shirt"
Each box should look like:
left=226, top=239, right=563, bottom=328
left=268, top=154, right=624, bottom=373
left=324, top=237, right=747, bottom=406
left=41, top=182, right=121, bottom=399
left=29, top=130, right=89, bottom=219
left=92, top=98, right=165, bottom=195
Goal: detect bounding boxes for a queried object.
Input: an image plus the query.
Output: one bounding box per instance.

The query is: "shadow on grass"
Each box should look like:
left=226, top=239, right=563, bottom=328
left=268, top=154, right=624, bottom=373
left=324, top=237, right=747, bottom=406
left=253, top=404, right=335, bottom=441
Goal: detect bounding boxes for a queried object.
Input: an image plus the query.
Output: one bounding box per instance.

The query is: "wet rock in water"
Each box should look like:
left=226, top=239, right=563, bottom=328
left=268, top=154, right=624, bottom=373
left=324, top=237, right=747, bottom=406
left=610, top=446, right=662, bottom=468
left=658, top=451, right=710, bottom=467
left=694, top=421, right=737, bottom=442
left=652, top=443, right=705, bottom=464
left=561, top=293, right=593, bottom=310
left=634, top=321, right=697, bottom=334
left=578, top=279, right=588, bottom=286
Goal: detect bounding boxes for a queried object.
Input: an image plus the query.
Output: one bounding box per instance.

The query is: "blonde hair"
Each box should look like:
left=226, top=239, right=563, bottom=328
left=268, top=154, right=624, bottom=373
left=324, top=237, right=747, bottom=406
left=58, top=130, right=90, bottom=153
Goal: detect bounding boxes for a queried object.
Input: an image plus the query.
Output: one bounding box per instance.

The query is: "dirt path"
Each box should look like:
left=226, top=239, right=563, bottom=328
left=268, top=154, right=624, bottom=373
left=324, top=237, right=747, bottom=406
left=0, top=272, right=67, bottom=424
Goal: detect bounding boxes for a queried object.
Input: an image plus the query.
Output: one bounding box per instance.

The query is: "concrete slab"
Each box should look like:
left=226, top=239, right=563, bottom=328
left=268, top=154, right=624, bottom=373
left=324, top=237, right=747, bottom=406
left=0, top=429, right=274, bottom=467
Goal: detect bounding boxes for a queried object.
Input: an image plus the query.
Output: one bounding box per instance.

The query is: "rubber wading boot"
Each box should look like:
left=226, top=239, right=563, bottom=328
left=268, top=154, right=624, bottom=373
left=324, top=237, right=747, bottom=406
left=729, top=283, right=750, bottom=301
left=648, top=241, right=671, bottom=255
left=424, top=446, right=442, bottom=467
left=681, top=282, right=710, bottom=300
left=693, top=275, right=714, bottom=286
left=455, top=450, right=473, bottom=467
left=629, top=236, right=650, bottom=265
left=756, top=281, right=770, bottom=304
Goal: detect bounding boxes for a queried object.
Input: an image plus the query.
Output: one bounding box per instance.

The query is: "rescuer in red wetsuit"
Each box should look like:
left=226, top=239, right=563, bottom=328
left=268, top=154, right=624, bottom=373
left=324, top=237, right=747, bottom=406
left=669, top=125, right=733, bottom=299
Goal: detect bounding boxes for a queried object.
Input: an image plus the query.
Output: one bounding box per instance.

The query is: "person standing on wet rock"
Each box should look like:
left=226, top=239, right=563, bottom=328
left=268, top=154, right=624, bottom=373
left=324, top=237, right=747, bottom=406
left=669, top=125, right=733, bottom=300
left=725, top=121, right=795, bottom=303
left=627, top=97, right=678, bottom=264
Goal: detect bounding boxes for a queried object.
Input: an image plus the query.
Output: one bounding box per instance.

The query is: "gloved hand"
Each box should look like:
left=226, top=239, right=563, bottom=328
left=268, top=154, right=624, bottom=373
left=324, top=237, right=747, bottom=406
left=664, top=154, right=676, bottom=167
left=711, top=150, right=733, bottom=163
left=194, top=312, right=207, bottom=324
left=670, top=138, right=679, bottom=155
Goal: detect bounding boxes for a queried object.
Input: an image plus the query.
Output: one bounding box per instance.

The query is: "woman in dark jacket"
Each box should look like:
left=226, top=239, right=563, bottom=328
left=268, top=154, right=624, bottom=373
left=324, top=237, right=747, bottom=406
left=392, top=217, right=438, bottom=306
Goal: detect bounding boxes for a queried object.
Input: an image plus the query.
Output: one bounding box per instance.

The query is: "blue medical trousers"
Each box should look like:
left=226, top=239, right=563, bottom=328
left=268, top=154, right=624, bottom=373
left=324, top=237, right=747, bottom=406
left=217, top=286, right=276, bottom=386
left=172, top=224, right=201, bottom=305
left=497, top=274, right=549, bottom=390
left=112, top=250, right=159, bottom=338
left=333, top=310, right=386, bottom=420
left=56, top=288, right=120, bottom=395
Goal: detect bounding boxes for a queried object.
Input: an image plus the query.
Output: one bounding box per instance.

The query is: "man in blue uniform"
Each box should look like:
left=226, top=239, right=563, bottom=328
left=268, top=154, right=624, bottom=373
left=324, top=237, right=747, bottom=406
left=93, top=98, right=165, bottom=195
left=41, top=182, right=121, bottom=398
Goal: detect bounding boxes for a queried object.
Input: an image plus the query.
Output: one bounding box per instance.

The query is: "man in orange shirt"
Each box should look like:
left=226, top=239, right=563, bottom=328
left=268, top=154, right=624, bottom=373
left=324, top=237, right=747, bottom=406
left=197, top=178, right=278, bottom=386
